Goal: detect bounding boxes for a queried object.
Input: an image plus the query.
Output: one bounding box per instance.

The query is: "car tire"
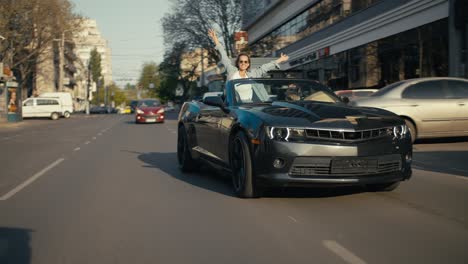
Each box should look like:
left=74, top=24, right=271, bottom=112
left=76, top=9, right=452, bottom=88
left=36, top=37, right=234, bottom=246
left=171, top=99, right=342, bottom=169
left=64, top=111, right=71, bottom=118
left=50, top=112, right=60, bottom=120
left=177, top=126, right=198, bottom=172
left=230, top=131, right=260, bottom=198
left=367, top=181, right=400, bottom=192
left=404, top=119, right=417, bottom=143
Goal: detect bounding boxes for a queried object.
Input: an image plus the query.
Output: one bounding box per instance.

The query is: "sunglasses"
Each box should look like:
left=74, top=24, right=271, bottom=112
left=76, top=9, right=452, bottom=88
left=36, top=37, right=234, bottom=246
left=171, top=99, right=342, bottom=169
left=239, top=60, right=249, bottom=64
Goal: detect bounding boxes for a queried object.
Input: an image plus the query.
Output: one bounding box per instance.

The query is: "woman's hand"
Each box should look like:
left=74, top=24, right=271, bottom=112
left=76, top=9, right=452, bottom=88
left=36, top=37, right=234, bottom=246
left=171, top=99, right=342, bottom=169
left=276, top=53, right=289, bottom=64
left=208, top=29, right=220, bottom=46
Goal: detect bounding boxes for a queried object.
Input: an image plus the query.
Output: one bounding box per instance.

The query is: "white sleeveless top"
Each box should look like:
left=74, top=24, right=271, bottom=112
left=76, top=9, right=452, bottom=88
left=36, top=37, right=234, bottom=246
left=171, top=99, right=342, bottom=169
left=230, top=71, right=248, bottom=80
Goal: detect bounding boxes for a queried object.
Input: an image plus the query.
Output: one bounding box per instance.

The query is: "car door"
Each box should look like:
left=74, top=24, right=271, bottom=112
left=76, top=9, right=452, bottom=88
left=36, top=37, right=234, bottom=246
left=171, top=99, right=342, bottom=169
left=22, top=99, right=35, bottom=117
left=194, top=103, right=224, bottom=161
left=446, top=80, right=468, bottom=134
left=401, top=80, right=457, bottom=137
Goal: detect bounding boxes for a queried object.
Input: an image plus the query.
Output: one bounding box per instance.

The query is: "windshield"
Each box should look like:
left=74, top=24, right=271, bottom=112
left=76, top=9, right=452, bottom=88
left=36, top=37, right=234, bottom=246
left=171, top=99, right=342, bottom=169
left=231, top=79, right=340, bottom=105
left=137, top=100, right=160, bottom=107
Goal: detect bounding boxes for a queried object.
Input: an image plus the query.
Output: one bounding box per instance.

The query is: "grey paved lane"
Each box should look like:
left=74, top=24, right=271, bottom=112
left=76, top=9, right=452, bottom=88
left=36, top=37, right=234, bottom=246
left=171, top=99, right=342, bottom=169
left=0, top=114, right=467, bottom=264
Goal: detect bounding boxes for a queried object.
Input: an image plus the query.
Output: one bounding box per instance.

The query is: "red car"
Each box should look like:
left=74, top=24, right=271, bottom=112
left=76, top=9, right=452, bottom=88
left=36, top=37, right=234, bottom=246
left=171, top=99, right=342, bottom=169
left=135, top=99, right=165, bottom=123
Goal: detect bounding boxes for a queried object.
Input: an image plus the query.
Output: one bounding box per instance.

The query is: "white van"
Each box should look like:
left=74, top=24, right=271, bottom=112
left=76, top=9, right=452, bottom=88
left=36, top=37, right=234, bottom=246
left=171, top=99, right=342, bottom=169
left=39, top=92, right=73, bottom=118
left=22, top=98, right=64, bottom=120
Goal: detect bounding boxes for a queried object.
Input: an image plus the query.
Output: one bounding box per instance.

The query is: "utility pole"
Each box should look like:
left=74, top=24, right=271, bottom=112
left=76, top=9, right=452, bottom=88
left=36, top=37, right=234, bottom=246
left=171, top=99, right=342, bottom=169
left=86, top=62, right=91, bottom=115
left=58, top=31, right=65, bottom=92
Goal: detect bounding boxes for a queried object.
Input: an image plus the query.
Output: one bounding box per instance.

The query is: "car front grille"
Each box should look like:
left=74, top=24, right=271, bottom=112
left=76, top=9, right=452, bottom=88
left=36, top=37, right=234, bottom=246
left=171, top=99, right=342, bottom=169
left=289, top=155, right=401, bottom=177
left=305, top=127, right=392, bottom=142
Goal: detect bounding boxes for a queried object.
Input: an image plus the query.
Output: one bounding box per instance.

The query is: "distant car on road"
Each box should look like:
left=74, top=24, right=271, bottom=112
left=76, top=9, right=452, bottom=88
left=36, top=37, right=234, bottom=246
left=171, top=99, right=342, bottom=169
left=129, top=100, right=139, bottom=113
left=39, top=92, right=74, bottom=118
left=177, top=78, right=412, bottom=198
left=352, top=77, right=468, bottom=142
left=22, top=97, right=64, bottom=120
left=135, top=99, right=165, bottom=123
left=90, top=105, right=110, bottom=114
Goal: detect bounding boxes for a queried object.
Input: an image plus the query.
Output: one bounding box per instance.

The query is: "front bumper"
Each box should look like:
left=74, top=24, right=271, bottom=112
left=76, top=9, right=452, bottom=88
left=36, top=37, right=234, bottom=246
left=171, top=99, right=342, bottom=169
left=136, top=114, right=164, bottom=123
left=253, top=137, right=412, bottom=187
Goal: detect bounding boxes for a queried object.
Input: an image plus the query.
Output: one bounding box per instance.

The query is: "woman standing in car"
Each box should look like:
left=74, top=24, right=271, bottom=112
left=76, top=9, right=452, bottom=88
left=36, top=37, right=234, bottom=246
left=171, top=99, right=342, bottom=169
left=208, top=29, right=289, bottom=80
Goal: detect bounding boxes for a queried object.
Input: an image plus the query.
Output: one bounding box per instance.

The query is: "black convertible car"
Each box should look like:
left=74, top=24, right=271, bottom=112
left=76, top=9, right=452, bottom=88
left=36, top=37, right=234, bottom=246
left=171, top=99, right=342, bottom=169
left=177, top=79, right=412, bottom=198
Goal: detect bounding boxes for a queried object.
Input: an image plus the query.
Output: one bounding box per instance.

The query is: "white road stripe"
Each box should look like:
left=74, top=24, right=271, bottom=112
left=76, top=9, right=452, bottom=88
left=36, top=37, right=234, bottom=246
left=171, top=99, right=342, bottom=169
left=97, top=133, right=102, bottom=136
left=323, top=240, right=367, bottom=264
left=85, top=141, right=91, bottom=145
left=0, top=158, right=65, bottom=201
left=74, top=147, right=81, bottom=151
left=288, top=216, right=298, bottom=223
left=92, top=137, right=97, bottom=140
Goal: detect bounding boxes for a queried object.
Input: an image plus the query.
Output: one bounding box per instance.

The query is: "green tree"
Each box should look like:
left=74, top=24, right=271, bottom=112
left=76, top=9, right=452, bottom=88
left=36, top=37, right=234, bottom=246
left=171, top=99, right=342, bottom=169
left=137, top=62, right=160, bottom=99
left=89, top=48, right=103, bottom=104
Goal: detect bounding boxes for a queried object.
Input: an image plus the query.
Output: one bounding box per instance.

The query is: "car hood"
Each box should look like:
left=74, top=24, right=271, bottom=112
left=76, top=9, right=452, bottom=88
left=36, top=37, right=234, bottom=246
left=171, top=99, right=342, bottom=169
left=246, top=101, right=401, bottom=130
left=139, top=106, right=163, bottom=113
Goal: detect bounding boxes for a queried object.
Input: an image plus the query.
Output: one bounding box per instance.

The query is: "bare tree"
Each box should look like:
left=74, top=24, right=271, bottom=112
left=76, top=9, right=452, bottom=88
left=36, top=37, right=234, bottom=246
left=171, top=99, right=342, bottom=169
left=161, top=0, right=241, bottom=61
left=0, top=0, right=81, bottom=97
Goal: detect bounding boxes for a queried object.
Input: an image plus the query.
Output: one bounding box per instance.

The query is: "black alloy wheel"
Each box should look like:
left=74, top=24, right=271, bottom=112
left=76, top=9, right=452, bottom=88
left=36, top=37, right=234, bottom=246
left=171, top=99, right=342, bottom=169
left=230, top=131, right=259, bottom=198
left=177, top=126, right=197, bottom=172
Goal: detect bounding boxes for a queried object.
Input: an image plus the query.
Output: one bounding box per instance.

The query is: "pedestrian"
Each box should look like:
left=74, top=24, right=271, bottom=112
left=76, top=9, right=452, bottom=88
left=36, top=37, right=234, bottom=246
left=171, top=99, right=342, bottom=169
left=208, top=29, right=289, bottom=81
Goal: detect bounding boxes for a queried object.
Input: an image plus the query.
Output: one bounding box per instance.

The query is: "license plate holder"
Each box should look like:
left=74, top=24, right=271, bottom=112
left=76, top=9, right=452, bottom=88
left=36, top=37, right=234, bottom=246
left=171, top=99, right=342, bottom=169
left=146, top=118, right=156, bottom=122
left=331, top=158, right=376, bottom=174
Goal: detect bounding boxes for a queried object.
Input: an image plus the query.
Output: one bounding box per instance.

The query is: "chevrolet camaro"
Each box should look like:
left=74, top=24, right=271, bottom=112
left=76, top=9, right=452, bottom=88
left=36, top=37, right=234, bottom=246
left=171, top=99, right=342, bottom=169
left=177, top=79, right=412, bottom=198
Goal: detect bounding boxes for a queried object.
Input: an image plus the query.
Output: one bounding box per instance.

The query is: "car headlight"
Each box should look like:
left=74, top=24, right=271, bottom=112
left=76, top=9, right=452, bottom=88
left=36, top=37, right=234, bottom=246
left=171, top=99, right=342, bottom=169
left=393, top=124, right=408, bottom=139
left=157, top=108, right=164, bottom=114
left=136, top=108, right=144, bottom=114
left=266, top=127, right=305, bottom=142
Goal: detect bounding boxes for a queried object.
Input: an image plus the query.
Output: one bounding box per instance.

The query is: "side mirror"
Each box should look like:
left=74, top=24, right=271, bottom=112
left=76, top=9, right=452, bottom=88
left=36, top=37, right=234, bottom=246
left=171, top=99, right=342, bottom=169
left=341, top=96, right=350, bottom=104
left=203, top=96, right=225, bottom=108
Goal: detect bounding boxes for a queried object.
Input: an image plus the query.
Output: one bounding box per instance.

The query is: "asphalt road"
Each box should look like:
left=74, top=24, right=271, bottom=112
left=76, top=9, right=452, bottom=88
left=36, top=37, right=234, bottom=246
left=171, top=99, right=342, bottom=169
left=0, top=113, right=467, bottom=264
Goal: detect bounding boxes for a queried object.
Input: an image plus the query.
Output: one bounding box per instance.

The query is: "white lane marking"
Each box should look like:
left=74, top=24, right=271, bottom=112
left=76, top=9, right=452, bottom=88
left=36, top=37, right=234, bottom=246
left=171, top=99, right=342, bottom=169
left=92, top=137, right=97, bottom=140
left=323, top=240, right=367, bottom=264
left=172, top=131, right=177, bottom=134
left=97, top=133, right=102, bottom=136
left=85, top=141, right=91, bottom=145
left=288, top=216, right=298, bottom=223
left=74, top=147, right=81, bottom=151
left=0, top=158, right=65, bottom=201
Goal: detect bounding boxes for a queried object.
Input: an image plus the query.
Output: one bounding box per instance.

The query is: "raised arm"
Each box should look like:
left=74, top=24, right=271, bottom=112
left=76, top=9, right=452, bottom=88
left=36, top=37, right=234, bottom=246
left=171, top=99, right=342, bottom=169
left=249, top=53, right=289, bottom=78
left=208, top=29, right=237, bottom=75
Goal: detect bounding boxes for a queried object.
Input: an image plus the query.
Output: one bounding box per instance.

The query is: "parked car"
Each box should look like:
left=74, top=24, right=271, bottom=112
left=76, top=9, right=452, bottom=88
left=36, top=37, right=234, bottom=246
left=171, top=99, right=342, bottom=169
left=89, top=105, right=117, bottom=114
left=129, top=100, right=139, bottom=113
left=22, top=97, right=64, bottom=120
left=177, top=79, right=412, bottom=198
left=39, top=92, right=74, bottom=118
left=335, top=89, right=378, bottom=100
left=352, top=77, right=468, bottom=142
left=135, top=99, right=165, bottom=123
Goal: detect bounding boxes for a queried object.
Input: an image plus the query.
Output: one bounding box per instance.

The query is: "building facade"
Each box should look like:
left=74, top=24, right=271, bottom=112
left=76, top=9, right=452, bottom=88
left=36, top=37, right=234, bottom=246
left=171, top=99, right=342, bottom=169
left=242, top=0, right=468, bottom=90
left=74, top=19, right=113, bottom=89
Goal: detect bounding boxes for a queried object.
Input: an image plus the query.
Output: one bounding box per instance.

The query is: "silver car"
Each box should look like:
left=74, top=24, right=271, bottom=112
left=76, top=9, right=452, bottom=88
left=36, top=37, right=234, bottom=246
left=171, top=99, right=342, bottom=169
left=352, top=77, right=468, bottom=142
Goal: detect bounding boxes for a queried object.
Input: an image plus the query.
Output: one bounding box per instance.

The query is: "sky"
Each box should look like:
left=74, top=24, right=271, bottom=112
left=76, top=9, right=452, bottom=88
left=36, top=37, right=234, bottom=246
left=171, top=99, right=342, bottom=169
left=70, top=0, right=171, bottom=87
